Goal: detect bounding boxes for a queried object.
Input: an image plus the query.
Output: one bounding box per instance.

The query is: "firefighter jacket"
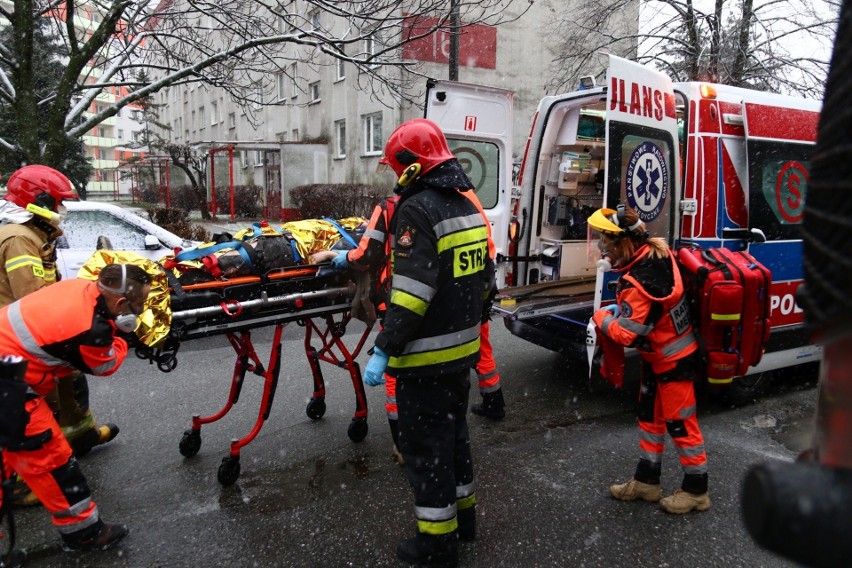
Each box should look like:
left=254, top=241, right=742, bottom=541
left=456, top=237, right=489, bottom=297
left=0, top=222, right=59, bottom=306
left=592, top=244, right=697, bottom=374
left=0, top=278, right=129, bottom=397
left=375, top=184, right=494, bottom=380
left=346, top=196, right=399, bottom=314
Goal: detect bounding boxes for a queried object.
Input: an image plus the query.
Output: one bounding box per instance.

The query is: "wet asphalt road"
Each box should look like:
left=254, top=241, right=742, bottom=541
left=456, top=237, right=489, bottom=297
left=10, top=319, right=818, bottom=568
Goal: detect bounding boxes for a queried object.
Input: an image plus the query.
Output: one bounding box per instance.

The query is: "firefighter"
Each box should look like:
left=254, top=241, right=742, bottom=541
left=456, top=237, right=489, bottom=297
left=0, top=262, right=151, bottom=555
left=326, top=190, right=505, bottom=462
left=589, top=205, right=710, bottom=514
left=361, top=118, right=494, bottom=567
left=0, top=165, right=118, bottom=508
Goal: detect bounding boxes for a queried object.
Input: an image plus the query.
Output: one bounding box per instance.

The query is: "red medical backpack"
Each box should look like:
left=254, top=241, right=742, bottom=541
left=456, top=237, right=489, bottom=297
left=676, top=246, right=772, bottom=385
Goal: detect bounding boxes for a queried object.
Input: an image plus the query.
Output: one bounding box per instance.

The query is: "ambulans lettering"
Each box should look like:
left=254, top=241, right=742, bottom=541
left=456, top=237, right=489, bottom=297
left=455, top=242, right=487, bottom=277
left=670, top=297, right=691, bottom=336
left=625, top=141, right=668, bottom=223
left=610, top=76, right=664, bottom=121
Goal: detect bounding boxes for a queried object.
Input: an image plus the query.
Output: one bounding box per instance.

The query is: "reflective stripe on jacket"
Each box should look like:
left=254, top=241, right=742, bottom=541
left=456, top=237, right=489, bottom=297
left=376, top=186, right=493, bottom=379
left=0, top=278, right=128, bottom=396
left=346, top=196, right=399, bottom=314
left=592, top=245, right=697, bottom=374
left=0, top=223, right=57, bottom=306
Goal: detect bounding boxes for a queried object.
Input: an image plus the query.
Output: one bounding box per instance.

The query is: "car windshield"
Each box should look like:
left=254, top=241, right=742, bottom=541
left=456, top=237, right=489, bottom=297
left=58, top=210, right=155, bottom=250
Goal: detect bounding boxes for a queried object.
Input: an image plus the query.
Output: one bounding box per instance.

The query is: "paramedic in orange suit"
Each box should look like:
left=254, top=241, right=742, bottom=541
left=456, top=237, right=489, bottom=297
left=589, top=205, right=710, bottom=515
left=0, top=263, right=151, bottom=552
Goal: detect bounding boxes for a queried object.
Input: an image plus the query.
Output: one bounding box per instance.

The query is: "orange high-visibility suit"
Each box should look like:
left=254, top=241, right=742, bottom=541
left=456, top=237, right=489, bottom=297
left=0, top=278, right=128, bottom=540
left=593, top=244, right=707, bottom=495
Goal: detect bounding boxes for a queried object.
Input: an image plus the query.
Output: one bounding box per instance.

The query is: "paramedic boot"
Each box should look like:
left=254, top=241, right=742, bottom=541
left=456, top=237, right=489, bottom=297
left=457, top=506, right=476, bottom=542
left=61, top=521, right=129, bottom=552
left=610, top=479, right=663, bottom=502
left=660, top=490, right=711, bottom=514
left=396, top=531, right=458, bottom=568
left=471, top=389, right=505, bottom=420
left=0, top=548, right=26, bottom=568
left=660, top=473, right=710, bottom=513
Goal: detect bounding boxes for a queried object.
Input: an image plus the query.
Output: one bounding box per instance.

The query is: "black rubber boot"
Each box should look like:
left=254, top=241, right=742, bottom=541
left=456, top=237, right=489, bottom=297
left=457, top=506, right=476, bottom=542
left=396, top=532, right=458, bottom=567
left=70, top=423, right=119, bottom=457
left=471, top=389, right=505, bottom=420
left=61, top=521, right=129, bottom=552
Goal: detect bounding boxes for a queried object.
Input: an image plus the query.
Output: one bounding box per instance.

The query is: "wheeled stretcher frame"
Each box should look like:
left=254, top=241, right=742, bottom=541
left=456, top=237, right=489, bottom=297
left=134, top=265, right=373, bottom=486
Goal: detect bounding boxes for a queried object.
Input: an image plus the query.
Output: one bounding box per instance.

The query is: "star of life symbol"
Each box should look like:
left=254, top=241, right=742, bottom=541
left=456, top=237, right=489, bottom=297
left=625, top=141, right=668, bottom=222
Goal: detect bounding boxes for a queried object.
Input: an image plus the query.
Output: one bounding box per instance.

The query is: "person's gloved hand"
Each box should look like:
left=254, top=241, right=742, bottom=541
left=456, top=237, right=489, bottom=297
left=604, top=303, right=621, bottom=317
left=363, top=347, right=388, bottom=386
left=331, top=250, right=350, bottom=269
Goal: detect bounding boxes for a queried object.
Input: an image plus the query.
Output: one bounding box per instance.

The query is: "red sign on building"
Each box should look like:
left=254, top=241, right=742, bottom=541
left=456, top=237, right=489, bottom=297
left=402, top=15, right=497, bottom=69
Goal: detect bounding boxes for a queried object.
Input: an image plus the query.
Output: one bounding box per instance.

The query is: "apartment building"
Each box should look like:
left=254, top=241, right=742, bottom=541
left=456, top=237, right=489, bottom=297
left=152, top=1, right=637, bottom=218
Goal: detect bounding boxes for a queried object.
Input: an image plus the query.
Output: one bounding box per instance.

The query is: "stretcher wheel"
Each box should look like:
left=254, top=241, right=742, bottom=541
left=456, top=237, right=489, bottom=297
left=347, top=418, right=368, bottom=443
left=157, top=356, right=178, bottom=373
left=218, top=455, right=241, bottom=486
left=306, top=397, right=326, bottom=420
left=179, top=429, right=202, bottom=457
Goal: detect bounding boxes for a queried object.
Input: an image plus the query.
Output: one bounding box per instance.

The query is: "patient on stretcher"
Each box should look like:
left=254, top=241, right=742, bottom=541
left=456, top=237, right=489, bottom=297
left=162, top=217, right=366, bottom=285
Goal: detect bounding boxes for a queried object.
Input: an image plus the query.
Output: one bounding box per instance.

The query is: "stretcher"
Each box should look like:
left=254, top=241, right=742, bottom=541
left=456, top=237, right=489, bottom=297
left=132, top=263, right=374, bottom=486
left=80, top=217, right=373, bottom=486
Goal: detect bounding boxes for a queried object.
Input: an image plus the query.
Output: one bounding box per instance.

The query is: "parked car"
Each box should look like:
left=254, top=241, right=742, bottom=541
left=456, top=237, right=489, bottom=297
left=55, top=201, right=199, bottom=279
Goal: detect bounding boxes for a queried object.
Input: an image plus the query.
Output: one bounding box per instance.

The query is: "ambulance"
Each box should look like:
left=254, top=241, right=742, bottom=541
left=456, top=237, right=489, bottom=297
left=425, top=55, right=822, bottom=400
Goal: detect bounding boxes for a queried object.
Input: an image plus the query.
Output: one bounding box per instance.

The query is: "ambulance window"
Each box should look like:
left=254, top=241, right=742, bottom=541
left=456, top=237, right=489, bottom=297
left=747, top=140, right=813, bottom=241
left=447, top=139, right=500, bottom=209
left=606, top=123, right=677, bottom=242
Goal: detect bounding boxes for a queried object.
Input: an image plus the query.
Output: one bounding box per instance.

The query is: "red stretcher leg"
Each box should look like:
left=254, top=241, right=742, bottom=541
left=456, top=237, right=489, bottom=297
left=302, top=313, right=373, bottom=442
left=177, top=325, right=286, bottom=486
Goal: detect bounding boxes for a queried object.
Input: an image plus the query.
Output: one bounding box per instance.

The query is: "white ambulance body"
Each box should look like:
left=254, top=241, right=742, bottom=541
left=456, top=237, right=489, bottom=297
left=425, top=56, right=822, bottom=396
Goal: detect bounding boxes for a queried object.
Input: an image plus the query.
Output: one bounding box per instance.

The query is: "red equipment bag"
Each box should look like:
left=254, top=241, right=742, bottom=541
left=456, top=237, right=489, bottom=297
left=676, top=245, right=772, bottom=385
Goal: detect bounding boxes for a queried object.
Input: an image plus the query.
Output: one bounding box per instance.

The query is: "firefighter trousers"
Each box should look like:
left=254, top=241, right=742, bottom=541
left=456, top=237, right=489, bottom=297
left=397, top=370, right=475, bottom=536
left=1, top=397, right=99, bottom=536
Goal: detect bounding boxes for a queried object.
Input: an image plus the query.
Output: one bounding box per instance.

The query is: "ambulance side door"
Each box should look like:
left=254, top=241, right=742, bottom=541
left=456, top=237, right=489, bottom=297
left=598, top=55, right=680, bottom=305
left=425, top=80, right=515, bottom=264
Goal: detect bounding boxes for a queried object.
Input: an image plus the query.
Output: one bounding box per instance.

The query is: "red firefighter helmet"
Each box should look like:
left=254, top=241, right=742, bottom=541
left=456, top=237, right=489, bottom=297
left=379, top=118, right=456, bottom=179
left=5, top=165, right=77, bottom=212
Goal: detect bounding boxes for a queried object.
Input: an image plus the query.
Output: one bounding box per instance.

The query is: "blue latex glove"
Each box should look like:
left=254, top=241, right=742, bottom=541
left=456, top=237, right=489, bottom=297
left=604, top=303, right=621, bottom=317
left=363, top=347, right=388, bottom=386
left=331, top=250, right=350, bottom=269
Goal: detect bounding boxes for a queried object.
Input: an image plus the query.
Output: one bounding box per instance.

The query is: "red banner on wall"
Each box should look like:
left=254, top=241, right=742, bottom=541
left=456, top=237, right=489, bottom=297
left=402, top=15, right=497, bottom=69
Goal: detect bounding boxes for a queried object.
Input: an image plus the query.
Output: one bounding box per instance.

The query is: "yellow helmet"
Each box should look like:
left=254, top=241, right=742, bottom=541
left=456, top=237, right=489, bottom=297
left=587, top=207, right=625, bottom=236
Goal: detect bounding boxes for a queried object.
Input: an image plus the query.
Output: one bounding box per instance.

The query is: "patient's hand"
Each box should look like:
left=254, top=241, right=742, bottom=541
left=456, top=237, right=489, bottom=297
left=310, top=250, right=337, bottom=264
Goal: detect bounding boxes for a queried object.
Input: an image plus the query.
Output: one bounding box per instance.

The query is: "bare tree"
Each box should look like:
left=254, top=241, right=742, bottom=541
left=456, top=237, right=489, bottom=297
left=0, top=0, right=529, bottom=173
left=545, top=0, right=840, bottom=98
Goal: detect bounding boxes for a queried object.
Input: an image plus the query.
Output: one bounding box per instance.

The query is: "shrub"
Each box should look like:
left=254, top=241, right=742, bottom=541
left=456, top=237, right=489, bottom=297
left=147, top=206, right=210, bottom=242
left=289, top=184, right=389, bottom=219
left=212, top=185, right=263, bottom=218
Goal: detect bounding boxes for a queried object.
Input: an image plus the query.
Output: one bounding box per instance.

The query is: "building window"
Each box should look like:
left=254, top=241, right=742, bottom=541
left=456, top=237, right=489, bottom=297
left=276, top=132, right=288, bottom=142
left=335, top=120, right=346, bottom=158
left=199, top=106, right=205, bottom=127
left=277, top=72, right=286, bottom=101
left=362, top=113, right=382, bottom=155
left=228, top=112, right=236, bottom=130
left=336, top=48, right=345, bottom=81
left=309, top=9, right=320, bottom=30
left=365, top=30, right=384, bottom=68
left=240, top=151, right=249, bottom=169
left=253, top=82, right=263, bottom=110
left=292, top=128, right=299, bottom=141
left=309, top=81, right=320, bottom=103
left=117, top=129, right=124, bottom=140
left=211, top=101, right=218, bottom=125
left=290, top=63, right=298, bottom=99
